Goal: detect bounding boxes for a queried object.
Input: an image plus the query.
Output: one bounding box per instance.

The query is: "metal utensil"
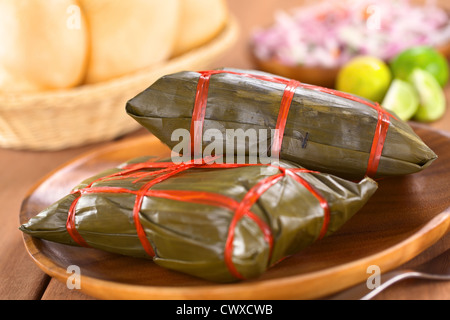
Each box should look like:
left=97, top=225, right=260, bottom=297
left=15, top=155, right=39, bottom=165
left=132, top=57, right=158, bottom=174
left=328, top=248, right=450, bottom=300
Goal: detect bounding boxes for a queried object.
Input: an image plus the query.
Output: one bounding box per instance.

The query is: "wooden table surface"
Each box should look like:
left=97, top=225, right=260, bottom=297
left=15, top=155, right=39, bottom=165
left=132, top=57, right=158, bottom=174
left=1, top=0, right=449, bottom=300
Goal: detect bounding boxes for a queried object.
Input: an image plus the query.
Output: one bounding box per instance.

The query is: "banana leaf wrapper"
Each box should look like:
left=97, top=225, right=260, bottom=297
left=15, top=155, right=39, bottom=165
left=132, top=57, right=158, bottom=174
left=126, top=68, right=437, bottom=180
left=20, top=156, right=378, bottom=283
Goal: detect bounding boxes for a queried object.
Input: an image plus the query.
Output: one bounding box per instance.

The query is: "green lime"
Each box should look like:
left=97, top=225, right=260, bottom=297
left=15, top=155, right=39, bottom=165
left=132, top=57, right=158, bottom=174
left=336, top=56, right=392, bottom=102
left=390, top=46, right=449, bottom=87
left=381, top=79, right=419, bottom=121
left=409, top=68, right=446, bottom=122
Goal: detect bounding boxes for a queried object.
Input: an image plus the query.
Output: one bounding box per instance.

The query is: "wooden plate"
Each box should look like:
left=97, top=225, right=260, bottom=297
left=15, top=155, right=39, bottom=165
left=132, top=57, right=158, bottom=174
left=19, top=123, right=450, bottom=300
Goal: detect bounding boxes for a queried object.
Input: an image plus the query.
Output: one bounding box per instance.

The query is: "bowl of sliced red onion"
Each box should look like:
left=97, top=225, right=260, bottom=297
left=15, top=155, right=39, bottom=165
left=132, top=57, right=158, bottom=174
left=250, top=0, right=450, bottom=88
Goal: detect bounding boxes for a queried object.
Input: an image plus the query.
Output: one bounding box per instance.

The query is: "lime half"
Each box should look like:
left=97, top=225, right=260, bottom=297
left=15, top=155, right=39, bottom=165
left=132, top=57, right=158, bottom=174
left=409, top=68, right=446, bottom=122
left=381, top=79, right=419, bottom=121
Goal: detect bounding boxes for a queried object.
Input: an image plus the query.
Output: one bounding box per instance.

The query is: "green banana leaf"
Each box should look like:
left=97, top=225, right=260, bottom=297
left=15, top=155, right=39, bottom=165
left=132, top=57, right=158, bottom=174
left=126, top=68, right=437, bottom=180
left=20, top=156, right=378, bottom=282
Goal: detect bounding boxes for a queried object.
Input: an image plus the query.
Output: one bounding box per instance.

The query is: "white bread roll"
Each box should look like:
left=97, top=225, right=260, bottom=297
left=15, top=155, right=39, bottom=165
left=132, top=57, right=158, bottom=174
left=172, top=0, right=228, bottom=57
left=79, top=0, right=179, bottom=84
left=0, top=0, right=88, bottom=92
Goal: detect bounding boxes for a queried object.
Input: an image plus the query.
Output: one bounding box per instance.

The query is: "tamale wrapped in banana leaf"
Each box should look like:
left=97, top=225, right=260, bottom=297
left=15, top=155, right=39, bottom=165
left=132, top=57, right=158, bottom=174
left=20, top=156, right=377, bottom=283
left=126, top=68, right=437, bottom=180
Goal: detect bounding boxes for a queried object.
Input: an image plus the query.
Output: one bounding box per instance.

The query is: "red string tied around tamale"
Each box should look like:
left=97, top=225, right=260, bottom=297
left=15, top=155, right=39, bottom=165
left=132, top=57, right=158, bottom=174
left=65, top=158, right=330, bottom=280
left=191, top=70, right=396, bottom=177
left=66, top=69, right=392, bottom=280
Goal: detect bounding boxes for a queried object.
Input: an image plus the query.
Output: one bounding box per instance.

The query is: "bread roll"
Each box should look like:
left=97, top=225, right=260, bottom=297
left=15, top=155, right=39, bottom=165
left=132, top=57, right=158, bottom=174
left=79, top=0, right=179, bottom=84
left=0, top=0, right=88, bottom=92
left=171, top=0, right=228, bottom=57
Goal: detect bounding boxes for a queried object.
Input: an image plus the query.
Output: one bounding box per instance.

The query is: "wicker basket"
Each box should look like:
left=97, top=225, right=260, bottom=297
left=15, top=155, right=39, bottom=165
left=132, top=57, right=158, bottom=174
left=0, top=17, right=238, bottom=151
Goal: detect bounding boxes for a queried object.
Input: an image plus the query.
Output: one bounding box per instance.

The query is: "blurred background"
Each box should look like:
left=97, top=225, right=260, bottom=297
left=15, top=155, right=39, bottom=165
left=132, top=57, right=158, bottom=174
left=225, top=0, right=450, bottom=68
left=0, top=0, right=449, bottom=149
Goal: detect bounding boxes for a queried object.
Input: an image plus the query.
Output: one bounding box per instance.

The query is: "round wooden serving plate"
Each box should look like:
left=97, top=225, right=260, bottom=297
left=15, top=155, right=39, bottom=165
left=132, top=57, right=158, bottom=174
left=20, top=123, right=450, bottom=300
